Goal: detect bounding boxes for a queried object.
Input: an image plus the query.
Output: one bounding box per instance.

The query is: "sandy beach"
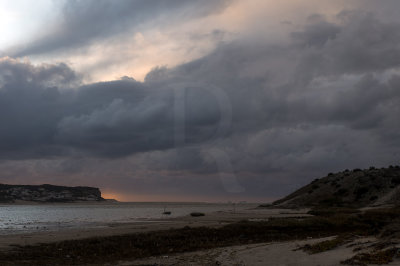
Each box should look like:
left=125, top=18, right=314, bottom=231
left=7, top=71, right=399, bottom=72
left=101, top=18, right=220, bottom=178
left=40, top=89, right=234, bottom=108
left=0, top=207, right=310, bottom=249
left=1, top=206, right=399, bottom=265
left=124, top=237, right=369, bottom=266
left=127, top=236, right=400, bottom=266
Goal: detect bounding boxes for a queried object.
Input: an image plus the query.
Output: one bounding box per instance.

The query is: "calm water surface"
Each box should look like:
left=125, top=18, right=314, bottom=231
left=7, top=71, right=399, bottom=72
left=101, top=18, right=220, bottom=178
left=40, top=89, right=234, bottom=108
left=0, top=202, right=256, bottom=234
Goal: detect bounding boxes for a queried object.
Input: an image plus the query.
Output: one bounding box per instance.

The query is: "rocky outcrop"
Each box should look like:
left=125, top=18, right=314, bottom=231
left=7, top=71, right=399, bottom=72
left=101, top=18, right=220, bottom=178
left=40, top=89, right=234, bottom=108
left=272, top=166, right=400, bottom=208
left=0, top=184, right=105, bottom=203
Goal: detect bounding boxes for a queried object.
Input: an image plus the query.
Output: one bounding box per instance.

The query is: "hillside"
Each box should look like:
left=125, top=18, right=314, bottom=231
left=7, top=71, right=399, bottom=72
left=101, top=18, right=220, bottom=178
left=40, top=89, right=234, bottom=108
left=272, top=166, right=400, bottom=208
left=0, top=184, right=105, bottom=203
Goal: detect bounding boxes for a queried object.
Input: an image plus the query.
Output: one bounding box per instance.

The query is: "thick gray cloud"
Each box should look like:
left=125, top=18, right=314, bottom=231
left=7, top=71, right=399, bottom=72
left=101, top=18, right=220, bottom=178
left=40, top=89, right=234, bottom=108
left=10, top=0, right=231, bottom=57
left=0, top=57, right=224, bottom=159
left=2, top=10, right=400, bottom=200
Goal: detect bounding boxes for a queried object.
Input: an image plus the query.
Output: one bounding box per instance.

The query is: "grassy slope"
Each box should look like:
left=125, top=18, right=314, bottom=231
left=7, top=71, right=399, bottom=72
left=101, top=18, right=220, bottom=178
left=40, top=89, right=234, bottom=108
left=273, top=166, right=400, bottom=208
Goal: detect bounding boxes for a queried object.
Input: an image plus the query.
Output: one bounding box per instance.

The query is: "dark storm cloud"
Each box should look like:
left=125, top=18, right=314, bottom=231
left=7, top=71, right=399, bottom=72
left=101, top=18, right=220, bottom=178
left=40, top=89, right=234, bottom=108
left=0, top=58, right=79, bottom=158
left=3, top=11, right=400, bottom=159
left=292, top=12, right=400, bottom=83
left=291, top=14, right=341, bottom=48
left=2, top=11, right=400, bottom=198
left=0, top=57, right=78, bottom=86
left=0, top=57, right=225, bottom=158
left=10, top=0, right=231, bottom=57
left=76, top=11, right=400, bottom=173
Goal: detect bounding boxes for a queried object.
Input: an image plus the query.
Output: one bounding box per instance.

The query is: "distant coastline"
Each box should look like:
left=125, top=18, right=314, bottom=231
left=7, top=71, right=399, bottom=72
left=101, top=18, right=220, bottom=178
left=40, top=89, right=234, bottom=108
left=0, top=184, right=111, bottom=203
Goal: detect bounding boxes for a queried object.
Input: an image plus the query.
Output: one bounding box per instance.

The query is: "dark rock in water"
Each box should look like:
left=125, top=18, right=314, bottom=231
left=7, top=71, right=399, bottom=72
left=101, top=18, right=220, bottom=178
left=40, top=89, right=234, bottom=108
left=264, top=165, right=400, bottom=209
left=163, top=211, right=172, bottom=215
left=190, top=212, right=205, bottom=217
left=0, top=184, right=105, bottom=203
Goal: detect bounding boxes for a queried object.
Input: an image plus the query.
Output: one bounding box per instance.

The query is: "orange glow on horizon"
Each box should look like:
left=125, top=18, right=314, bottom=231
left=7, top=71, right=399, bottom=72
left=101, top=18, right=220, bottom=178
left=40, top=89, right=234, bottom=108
left=101, top=191, right=123, bottom=201
left=101, top=190, right=273, bottom=203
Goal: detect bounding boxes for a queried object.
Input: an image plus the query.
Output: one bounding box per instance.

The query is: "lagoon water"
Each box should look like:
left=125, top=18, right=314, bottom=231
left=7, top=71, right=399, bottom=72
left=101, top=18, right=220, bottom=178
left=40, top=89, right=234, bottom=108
left=0, top=202, right=255, bottom=235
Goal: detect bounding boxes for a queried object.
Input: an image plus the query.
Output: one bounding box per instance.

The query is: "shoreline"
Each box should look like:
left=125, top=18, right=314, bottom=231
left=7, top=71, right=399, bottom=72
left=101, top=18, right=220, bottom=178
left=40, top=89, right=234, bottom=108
left=0, top=207, right=310, bottom=250
left=0, top=207, right=399, bottom=265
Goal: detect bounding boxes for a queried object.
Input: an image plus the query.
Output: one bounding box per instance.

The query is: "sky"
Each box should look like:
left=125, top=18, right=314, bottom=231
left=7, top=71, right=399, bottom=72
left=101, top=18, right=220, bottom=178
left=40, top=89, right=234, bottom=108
left=1, top=0, right=400, bottom=202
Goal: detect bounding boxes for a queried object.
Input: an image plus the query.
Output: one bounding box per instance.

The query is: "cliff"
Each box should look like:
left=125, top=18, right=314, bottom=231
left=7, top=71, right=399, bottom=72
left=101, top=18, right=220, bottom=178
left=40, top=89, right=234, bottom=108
left=0, top=184, right=105, bottom=203
left=271, top=166, right=400, bottom=208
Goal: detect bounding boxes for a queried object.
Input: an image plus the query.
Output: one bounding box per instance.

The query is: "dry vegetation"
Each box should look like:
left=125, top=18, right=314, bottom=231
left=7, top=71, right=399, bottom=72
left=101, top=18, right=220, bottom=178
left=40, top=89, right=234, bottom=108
left=341, top=247, right=399, bottom=265
left=300, top=234, right=354, bottom=254
left=272, top=166, right=400, bottom=208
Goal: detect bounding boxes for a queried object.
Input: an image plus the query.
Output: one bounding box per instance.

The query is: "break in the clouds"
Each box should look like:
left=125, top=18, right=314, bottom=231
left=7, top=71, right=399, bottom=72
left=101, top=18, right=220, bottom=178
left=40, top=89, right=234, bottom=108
left=10, top=0, right=231, bottom=57
left=1, top=1, right=400, bottom=201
